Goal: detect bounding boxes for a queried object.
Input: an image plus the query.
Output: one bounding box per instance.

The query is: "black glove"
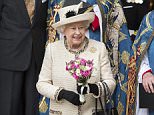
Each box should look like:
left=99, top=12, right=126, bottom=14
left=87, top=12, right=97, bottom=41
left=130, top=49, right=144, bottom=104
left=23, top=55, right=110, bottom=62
left=58, top=89, right=82, bottom=106
left=77, top=83, right=99, bottom=96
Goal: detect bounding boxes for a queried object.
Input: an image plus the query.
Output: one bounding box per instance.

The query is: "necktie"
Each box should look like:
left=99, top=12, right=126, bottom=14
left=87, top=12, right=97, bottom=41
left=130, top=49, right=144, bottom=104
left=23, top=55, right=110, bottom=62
left=25, top=0, right=35, bottom=23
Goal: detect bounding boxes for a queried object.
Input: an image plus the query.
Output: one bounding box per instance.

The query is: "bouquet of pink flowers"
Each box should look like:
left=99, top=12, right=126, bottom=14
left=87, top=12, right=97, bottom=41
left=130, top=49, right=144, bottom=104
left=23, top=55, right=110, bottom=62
left=66, top=57, right=93, bottom=103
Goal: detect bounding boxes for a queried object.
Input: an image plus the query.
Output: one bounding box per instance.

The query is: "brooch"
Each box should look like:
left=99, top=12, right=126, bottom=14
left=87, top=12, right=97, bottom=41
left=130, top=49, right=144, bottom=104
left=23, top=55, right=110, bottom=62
left=90, top=47, right=97, bottom=53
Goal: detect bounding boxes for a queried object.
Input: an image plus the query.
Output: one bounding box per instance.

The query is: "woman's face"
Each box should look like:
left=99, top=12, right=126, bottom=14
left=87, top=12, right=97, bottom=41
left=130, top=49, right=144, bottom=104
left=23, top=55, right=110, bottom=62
left=63, top=21, right=88, bottom=49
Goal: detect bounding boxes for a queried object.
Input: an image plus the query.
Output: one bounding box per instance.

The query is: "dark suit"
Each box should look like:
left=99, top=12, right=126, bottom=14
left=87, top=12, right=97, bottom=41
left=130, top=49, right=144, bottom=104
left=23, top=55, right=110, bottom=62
left=0, top=0, right=48, bottom=115
left=121, top=0, right=150, bottom=30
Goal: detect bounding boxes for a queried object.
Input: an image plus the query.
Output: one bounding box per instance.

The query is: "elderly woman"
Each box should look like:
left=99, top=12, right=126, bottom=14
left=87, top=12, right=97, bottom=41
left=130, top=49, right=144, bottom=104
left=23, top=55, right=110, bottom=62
left=36, top=2, right=116, bottom=115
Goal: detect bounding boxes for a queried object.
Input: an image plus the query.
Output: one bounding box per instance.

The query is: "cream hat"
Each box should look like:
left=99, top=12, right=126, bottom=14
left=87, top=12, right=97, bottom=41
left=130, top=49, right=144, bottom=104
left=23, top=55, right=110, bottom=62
left=52, top=2, right=95, bottom=31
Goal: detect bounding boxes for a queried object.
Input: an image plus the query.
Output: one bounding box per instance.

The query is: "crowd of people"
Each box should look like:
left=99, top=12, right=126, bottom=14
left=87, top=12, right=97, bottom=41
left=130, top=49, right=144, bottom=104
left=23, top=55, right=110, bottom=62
left=0, top=0, right=154, bottom=115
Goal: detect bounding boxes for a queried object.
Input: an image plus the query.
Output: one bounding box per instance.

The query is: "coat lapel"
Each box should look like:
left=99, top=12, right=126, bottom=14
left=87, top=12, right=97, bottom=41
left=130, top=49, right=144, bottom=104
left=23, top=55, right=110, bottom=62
left=16, top=0, right=31, bottom=26
left=32, top=0, right=42, bottom=26
left=16, top=0, right=42, bottom=26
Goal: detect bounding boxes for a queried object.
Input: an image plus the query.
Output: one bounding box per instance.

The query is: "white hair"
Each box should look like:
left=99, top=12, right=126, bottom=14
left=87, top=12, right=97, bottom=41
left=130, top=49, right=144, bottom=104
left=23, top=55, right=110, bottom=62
left=57, top=20, right=90, bottom=34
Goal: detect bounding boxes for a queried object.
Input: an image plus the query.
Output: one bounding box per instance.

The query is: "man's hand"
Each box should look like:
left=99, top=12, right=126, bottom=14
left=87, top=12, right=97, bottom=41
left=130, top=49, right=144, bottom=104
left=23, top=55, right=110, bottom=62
left=142, top=72, right=154, bottom=93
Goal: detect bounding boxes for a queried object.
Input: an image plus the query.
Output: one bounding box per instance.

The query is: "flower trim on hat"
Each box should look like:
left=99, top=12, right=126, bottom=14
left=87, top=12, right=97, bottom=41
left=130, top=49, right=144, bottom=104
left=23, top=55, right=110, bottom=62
left=65, top=10, right=77, bottom=18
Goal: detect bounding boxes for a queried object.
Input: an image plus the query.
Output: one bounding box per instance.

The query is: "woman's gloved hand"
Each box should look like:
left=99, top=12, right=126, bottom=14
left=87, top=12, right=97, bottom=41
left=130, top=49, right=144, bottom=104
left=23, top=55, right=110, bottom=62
left=58, top=89, right=82, bottom=106
left=77, top=83, right=99, bottom=96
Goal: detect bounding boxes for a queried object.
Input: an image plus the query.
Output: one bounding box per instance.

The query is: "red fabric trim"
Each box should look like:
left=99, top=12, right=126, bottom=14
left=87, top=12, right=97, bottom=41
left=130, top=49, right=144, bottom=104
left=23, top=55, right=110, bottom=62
left=90, top=15, right=99, bottom=31
left=142, top=69, right=152, bottom=79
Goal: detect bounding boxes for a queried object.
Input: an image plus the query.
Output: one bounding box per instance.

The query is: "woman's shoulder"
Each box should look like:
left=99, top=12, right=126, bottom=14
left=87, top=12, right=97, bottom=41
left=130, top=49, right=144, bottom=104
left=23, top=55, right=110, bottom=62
left=89, top=39, right=106, bottom=48
left=47, top=39, right=64, bottom=48
left=45, top=39, right=64, bottom=53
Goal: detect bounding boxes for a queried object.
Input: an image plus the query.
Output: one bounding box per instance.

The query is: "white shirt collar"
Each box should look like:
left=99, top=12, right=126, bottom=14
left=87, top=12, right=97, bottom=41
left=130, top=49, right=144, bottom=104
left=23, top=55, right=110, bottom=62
left=127, top=0, right=143, bottom=4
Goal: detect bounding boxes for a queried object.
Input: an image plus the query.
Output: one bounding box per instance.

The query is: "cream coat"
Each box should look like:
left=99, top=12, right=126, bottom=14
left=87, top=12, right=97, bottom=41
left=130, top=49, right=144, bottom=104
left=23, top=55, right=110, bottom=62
left=36, top=39, right=116, bottom=115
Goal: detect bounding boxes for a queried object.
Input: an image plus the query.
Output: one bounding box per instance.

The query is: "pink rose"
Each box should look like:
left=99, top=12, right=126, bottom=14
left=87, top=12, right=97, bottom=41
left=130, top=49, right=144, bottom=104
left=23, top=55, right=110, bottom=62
left=73, top=73, right=79, bottom=80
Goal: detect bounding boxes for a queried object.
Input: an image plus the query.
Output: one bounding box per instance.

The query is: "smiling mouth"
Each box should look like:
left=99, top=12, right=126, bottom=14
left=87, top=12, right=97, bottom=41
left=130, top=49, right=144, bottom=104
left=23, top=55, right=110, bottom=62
left=73, top=36, right=82, bottom=40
